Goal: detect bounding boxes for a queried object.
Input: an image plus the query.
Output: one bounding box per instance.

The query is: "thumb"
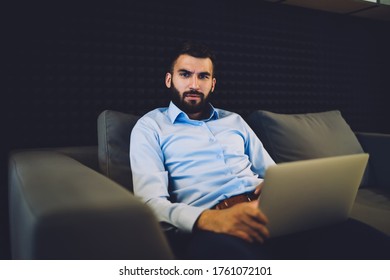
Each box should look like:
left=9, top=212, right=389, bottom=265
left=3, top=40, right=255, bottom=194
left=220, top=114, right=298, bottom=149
left=254, top=181, right=264, bottom=195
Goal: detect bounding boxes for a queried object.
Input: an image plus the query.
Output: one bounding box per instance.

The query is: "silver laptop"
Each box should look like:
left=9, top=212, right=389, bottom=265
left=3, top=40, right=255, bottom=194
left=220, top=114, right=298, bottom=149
left=259, top=153, right=369, bottom=238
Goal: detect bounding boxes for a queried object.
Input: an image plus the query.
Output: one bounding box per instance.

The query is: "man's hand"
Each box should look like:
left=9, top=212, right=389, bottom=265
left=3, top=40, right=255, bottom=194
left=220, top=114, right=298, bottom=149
left=254, top=181, right=264, bottom=196
left=195, top=201, right=270, bottom=243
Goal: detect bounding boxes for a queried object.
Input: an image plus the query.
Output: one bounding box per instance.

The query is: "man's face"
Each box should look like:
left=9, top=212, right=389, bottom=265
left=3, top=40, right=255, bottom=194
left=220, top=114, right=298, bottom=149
left=165, top=54, right=216, bottom=117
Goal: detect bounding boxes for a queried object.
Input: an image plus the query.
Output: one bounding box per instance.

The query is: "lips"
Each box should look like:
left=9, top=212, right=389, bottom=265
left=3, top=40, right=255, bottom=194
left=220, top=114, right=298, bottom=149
left=185, top=95, right=201, bottom=100
left=184, top=91, right=203, bottom=100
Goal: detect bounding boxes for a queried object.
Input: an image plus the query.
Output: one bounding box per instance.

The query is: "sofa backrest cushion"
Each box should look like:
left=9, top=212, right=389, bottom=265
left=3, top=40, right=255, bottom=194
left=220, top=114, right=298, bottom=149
left=98, top=110, right=140, bottom=191
left=247, top=110, right=369, bottom=186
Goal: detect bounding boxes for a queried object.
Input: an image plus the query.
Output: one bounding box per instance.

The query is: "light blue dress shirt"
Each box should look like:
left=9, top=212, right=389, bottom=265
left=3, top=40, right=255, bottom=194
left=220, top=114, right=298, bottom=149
left=130, top=102, right=275, bottom=232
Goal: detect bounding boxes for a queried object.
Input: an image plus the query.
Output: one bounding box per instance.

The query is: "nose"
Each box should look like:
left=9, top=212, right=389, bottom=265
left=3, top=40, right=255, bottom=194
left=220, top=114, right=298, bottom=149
left=189, top=76, right=200, bottom=91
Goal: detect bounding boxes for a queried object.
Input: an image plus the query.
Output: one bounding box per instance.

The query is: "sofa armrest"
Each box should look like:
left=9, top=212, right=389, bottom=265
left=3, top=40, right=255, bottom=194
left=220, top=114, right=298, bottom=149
left=9, top=150, right=173, bottom=259
left=54, top=146, right=99, bottom=171
left=355, top=132, right=390, bottom=190
left=11, top=146, right=100, bottom=172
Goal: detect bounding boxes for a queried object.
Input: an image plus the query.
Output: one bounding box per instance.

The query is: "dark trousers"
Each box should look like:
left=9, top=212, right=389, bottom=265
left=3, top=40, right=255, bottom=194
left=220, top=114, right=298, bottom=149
left=165, top=219, right=390, bottom=260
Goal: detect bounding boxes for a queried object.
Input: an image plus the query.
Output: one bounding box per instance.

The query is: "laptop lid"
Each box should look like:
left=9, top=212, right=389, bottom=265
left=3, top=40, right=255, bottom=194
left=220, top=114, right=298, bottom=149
left=259, top=153, right=369, bottom=238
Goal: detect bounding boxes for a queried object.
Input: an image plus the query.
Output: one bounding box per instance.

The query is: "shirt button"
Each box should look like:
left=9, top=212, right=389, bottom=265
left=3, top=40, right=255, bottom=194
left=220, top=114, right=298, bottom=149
left=209, top=138, right=215, bottom=143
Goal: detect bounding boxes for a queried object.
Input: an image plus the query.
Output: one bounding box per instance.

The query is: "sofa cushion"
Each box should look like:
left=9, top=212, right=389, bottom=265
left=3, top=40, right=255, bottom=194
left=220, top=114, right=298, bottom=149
left=247, top=110, right=364, bottom=162
left=97, top=110, right=140, bottom=191
left=247, top=110, right=369, bottom=186
left=350, top=188, right=390, bottom=235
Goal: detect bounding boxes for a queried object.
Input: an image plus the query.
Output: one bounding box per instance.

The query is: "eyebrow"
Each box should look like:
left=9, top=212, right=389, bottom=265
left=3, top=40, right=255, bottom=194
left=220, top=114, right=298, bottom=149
left=178, top=69, right=211, bottom=76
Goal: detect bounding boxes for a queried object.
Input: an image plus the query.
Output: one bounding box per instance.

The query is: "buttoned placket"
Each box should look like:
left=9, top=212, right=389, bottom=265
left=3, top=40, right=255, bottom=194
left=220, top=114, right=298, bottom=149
left=200, top=122, right=227, bottom=165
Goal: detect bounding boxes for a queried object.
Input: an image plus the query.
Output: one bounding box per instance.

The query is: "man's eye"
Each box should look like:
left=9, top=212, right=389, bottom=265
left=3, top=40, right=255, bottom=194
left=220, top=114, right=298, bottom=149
left=199, top=74, right=210, bottom=80
left=179, top=72, right=190, bottom=78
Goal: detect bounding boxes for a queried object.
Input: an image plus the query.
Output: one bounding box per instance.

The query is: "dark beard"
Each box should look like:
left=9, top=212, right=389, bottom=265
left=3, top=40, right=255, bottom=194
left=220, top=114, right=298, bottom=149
left=170, top=83, right=212, bottom=115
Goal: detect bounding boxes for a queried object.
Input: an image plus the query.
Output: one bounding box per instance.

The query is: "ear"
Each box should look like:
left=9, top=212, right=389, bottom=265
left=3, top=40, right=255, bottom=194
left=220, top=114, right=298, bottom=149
left=165, top=73, right=172, bottom=88
left=211, top=77, right=216, bottom=92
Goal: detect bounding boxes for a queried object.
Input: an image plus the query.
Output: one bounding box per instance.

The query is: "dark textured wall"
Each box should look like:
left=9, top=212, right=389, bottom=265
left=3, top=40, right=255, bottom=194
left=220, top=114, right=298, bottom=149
left=4, top=0, right=390, bottom=150
left=2, top=0, right=390, bottom=259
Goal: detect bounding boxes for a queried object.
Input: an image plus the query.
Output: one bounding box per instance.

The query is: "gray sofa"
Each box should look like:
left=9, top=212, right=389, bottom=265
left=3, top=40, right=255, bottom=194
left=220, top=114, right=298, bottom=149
left=8, top=109, right=390, bottom=259
left=246, top=110, right=390, bottom=236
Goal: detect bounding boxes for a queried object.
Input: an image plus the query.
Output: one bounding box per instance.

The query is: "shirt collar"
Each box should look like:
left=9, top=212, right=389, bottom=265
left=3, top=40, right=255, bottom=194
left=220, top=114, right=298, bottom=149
left=168, top=101, right=219, bottom=124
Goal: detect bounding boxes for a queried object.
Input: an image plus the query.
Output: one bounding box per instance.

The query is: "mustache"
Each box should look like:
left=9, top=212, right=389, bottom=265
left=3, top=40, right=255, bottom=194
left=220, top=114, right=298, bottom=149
left=183, top=90, right=204, bottom=97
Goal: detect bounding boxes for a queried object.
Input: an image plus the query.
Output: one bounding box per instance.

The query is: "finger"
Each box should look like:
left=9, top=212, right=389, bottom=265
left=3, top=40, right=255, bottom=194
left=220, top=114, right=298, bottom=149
left=254, top=209, right=269, bottom=225
left=254, top=181, right=264, bottom=195
left=241, top=214, right=270, bottom=240
left=245, top=201, right=269, bottom=225
left=235, top=230, right=255, bottom=243
left=233, top=206, right=269, bottom=240
left=235, top=228, right=265, bottom=244
left=243, top=205, right=270, bottom=238
left=223, top=206, right=265, bottom=243
left=245, top=227, right=266, bottom=243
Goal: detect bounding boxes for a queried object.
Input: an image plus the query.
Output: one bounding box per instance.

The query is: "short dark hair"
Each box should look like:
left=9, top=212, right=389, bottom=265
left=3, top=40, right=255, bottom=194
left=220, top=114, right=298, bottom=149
left=168, top=41, right=216, bottom=76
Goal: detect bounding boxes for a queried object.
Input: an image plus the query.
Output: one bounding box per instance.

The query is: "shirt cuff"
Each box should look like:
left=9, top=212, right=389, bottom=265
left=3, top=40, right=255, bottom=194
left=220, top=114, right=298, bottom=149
left=176, top=205, right=206, bottom=233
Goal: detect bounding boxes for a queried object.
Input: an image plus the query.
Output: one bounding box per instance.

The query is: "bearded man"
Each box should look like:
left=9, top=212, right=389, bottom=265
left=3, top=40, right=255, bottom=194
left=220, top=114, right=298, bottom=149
left=130, top=41, right=389, bottom=260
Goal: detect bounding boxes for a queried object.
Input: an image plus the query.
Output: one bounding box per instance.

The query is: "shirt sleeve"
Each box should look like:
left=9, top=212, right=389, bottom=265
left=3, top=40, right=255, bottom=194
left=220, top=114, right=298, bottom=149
left=241, top=118, right=276, bottom=177
left=129, top=117, right=204, bottom=232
